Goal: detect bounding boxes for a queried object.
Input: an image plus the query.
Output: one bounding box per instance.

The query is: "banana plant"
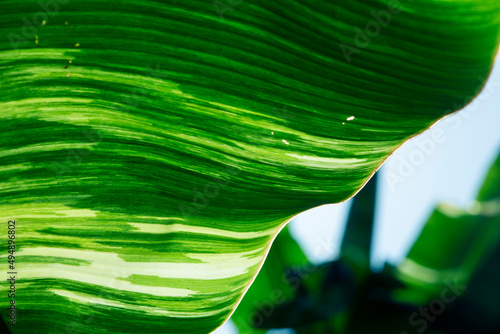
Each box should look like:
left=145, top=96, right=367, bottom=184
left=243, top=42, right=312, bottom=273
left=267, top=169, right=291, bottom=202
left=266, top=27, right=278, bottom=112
left=1, top=0, right=500, bottom=333
left=236, top=154, right=500, bottom=333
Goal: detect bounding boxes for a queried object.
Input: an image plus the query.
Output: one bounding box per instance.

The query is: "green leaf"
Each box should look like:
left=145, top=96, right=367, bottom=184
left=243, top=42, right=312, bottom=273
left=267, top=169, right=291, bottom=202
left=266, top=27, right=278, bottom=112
left=236, top=155, right=500, bottom=333
left=396, top=154, right=500, bottom=333
left=477, top=154, right=500, bottom=202
left=1, top=0, right=500, bottom=333
left=396, top=204, right=500, bottom=304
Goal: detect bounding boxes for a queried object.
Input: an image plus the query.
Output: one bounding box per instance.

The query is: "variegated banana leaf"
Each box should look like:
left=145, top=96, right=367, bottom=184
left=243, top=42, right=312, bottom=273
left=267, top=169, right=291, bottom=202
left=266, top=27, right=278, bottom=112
left=1, top=0, right=499, bottom=333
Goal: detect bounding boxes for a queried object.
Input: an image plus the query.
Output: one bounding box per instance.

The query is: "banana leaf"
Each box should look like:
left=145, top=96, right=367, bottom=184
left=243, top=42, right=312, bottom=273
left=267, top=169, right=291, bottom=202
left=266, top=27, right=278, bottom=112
left=1, top=1, right=500, bottom=333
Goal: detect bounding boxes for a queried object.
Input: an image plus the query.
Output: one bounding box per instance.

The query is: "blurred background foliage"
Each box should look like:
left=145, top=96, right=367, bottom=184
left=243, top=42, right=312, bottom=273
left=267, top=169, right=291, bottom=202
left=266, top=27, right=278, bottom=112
left=230, top=153, right=500, bottom=334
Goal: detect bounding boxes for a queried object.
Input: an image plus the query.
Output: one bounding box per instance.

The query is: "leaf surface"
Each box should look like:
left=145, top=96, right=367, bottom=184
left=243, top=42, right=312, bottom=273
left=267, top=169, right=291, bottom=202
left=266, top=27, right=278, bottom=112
left=1, top=1, right=500, bottom=333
